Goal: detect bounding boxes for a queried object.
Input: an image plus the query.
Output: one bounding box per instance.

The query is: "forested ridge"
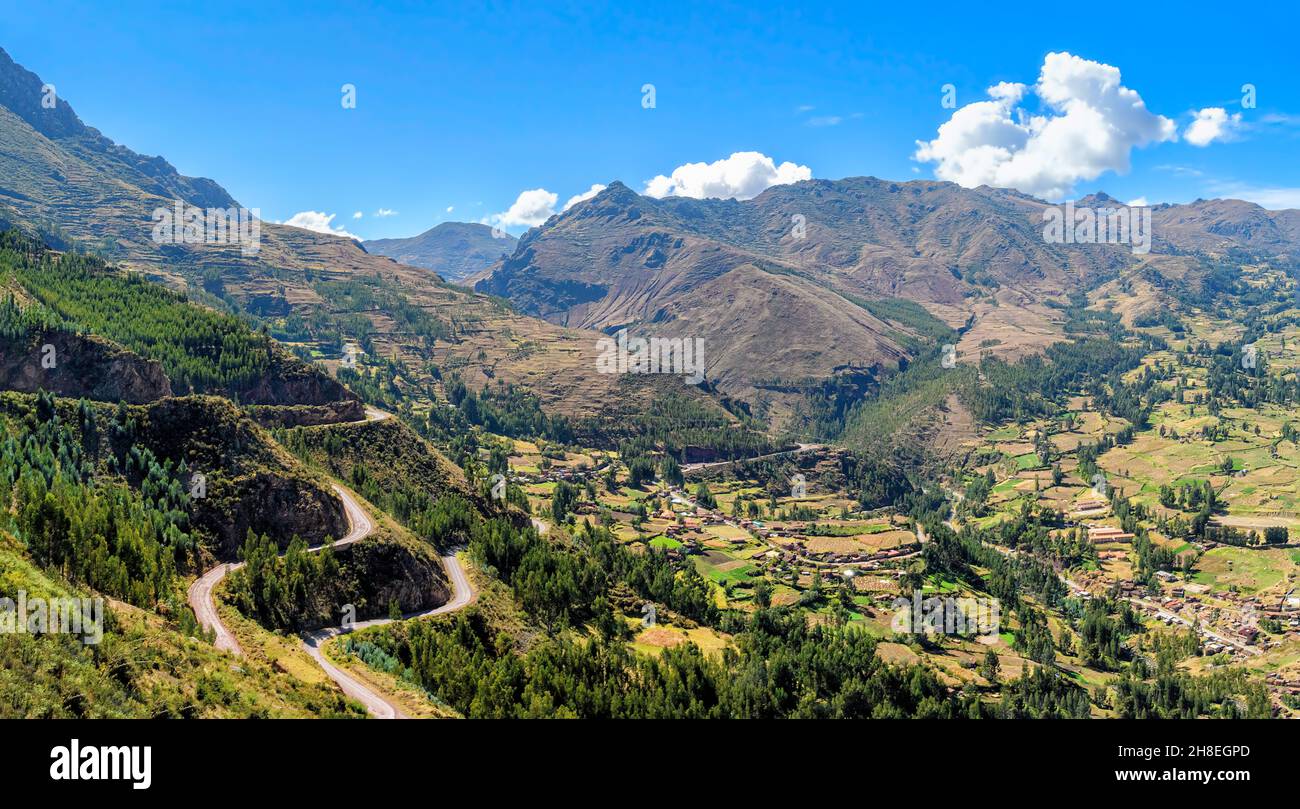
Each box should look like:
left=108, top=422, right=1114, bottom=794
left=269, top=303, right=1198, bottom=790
left=1, top=230, right=347, bottom=404
left=0, top=386, right=373, bottom=717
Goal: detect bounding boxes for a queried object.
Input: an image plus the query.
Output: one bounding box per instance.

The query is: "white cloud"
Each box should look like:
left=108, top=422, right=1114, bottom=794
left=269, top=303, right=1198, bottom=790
left=1236, top=188, right=1300, bottom=209
left=375, top=208, right=398, bottom=217
left=281, top=211, right=357, bottom=239
left=644, top=151, right=812, bottom=200
left=1126, top=196, right=1149, bottom=207
left=807, top=115, right=842, bottom=127
left=446, top=205, right=454, bottom=213
left=352, top=211, right=363, bottom=219
left=487, top=188, right=559, bottom=229
left=1185, top=107, right=1242, bottom=147
left=563, top=184, right=607, bottom=211
left=1207, top=183, right=1300, bottom=210
left=913, top=52, right=1177, bottom=200
left=1257, top=112, right=1300, bottom=130
left=1155, top=164, right=1204, bottom=177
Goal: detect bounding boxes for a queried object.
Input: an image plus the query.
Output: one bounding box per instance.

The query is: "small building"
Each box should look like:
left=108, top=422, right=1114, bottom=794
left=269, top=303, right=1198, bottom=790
left=1087, top=525, right=1135, bottom=543
left=1073, top=500, right=1110, bottom=515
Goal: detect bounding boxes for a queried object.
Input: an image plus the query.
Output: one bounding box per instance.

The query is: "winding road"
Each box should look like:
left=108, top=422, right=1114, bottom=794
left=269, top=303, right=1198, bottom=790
left=185, top=406, right=478, bottom=718
left=187, top=483, right=378, bottom=657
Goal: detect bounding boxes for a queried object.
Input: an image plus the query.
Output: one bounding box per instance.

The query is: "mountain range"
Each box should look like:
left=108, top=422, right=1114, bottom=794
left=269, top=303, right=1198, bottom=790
left=4, top=43, right=1300, bottom=438
left=467, top=177, right=1300, bottom=427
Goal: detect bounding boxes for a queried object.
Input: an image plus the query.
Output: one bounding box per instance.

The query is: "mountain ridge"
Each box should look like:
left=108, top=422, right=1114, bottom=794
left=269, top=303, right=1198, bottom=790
left=472, top=174, right=1300, bottom=425
left=0, top=46, right=238, bottom=211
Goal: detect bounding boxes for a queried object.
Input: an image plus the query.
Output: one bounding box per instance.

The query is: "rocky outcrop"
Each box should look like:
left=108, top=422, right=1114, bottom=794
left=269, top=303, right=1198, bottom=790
left=334, top=535, right=451, bottom=620
left=128, top=396, right=350, bottom=556
left=193, top=471, right=349, bottom=558
left=0, top=328, right=172, bottom=403
left=257, top=532, right=451, bottom=631
left=229, top=347, right=359, bottom=407
left=247, top=399, right=366, bottom=428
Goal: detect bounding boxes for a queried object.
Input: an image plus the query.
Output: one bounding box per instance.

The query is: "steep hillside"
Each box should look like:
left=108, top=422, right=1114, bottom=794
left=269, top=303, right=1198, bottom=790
left=125, top=395, right=352, bottom=556
left=0, top=396, right=450, bottom=712
left=365, top=222, right=516, bottom=282
left=0, top=47, right=236, bottom=212
left=274, top=412, right=531, bottom=539
left=0, top=390, right=350, bottom=558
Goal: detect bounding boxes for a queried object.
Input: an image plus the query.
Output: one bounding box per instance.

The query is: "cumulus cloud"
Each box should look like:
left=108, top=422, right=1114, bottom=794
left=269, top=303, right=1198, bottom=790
left=1185, top=107, right=1243, bottom=146
left=644, top=151, right=812, bottom=200
left=487, top=188, right=559, bottom=230
left=563, top=184, right=607, bottom=211
left=446, top=205, right=454, bottom=213
left=913, top=52, right=1177, bottom=199
left=281, top=211, right=357, bottom=239
left=351, top=211, right=363, bottom=219
left=375, top=208, right=398, bottom=217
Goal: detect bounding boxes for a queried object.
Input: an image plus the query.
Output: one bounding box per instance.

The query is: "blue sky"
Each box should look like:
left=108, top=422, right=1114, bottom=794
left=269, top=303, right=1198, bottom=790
left=3, top=1, right=1297, bottom=239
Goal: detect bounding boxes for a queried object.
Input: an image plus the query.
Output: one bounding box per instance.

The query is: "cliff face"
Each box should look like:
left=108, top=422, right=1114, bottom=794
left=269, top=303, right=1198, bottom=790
left=193, top=471, right=349, bottom=557
left=334, top=534, right=451, bottom=620
left=246, top=399, right=366, bottom=428
left=0, top=329, right=172, bottom=403
left=230, top=347, right=360, bottom=408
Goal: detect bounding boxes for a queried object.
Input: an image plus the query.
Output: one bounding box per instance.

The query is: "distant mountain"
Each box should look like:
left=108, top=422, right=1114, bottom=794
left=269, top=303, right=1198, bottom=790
left=475, top=178, right=1300, bottom=423
left=366, top=222, right=516, bottom=283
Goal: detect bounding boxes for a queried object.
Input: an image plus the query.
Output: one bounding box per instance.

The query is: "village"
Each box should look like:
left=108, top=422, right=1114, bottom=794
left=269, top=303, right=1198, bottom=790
left=502, top=442, right=926, bottom=610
